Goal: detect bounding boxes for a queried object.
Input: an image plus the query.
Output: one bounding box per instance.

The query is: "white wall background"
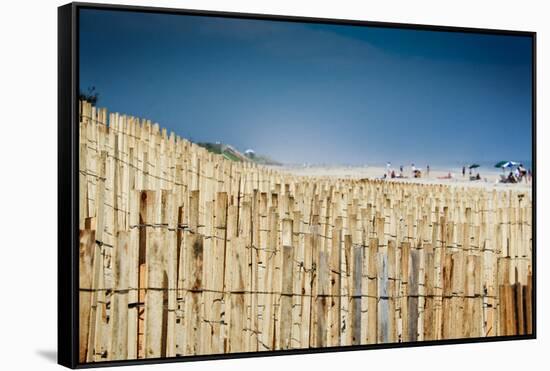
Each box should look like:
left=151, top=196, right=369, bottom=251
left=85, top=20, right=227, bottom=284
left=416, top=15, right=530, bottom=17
left=0, top=0, right=546, bottom=369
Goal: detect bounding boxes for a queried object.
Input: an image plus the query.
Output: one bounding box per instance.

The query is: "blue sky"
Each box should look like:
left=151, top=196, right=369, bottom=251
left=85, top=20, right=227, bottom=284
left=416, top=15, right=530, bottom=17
left=80, top=9, right=533, bottom=166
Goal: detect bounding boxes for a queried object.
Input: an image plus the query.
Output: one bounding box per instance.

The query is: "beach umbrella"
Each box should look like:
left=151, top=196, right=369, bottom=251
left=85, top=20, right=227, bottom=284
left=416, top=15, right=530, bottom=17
left=469, top=164, right=480, bottom=169
left=501, top=161, right=519, bottom=168
left=495, top=161, right=518, bottom=168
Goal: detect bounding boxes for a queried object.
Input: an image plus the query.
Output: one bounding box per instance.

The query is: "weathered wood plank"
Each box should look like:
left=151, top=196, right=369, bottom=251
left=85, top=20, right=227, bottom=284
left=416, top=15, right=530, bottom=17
left=351, top=245, right=362, bottom=345
left=279, top=219, right=294, bottom=350
left=111, top=232, right=130, bottom=360
left=79, top=229, right=95, bottom=363
left=407, top=248, right=420, bottom=342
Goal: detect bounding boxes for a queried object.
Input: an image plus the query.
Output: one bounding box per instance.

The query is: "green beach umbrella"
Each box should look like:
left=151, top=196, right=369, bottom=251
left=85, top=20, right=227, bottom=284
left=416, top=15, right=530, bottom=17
left=469, top=164, right=480, bottom=169
left=494, top=161, right=508, bottom=168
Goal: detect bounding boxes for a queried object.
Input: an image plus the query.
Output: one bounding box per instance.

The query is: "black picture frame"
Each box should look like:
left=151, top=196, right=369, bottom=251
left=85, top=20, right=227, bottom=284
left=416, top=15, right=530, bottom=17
left=58, top=2, right=537, bottom=369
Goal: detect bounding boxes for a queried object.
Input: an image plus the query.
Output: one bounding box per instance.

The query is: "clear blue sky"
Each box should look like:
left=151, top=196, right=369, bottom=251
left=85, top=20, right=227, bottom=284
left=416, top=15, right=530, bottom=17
left=80, top=9, right=533, bottom=166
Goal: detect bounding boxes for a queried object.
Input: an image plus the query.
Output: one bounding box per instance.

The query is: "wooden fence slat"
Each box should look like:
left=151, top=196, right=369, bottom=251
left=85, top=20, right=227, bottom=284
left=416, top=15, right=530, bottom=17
left=279, top=219, right=294, bottom=349
left=351, top=245, right=362, bottom=345
left=127, top=191, right=140, bottom=359
left=407, top=248, right=420, bottom=342
left=229, top=235, right=246, bottom=353
left=387, top=240, right=397, bottom=342
left=165, top=192, right=178, bottom=357
left=423, top=244, right=435, bottom=341
left=329, top=217, right=342, bottom=346
left=524, top=274, right=533, bottom=334
left=79, top=229, right=95, bottom=363
left=87, top=150, right=106, bottom=362
left=184, top=191, right=202, bottom=355
left=378, top=244, right=389, bottom=344
left=111, top=232, right=130, bottom=360
left=400, top=242, right=410, bottom=342
left=316, top=250, right=329, bottom=348
left=144, top=191, right=166, bottom=358
left=367, top=238, right=378, bottom=344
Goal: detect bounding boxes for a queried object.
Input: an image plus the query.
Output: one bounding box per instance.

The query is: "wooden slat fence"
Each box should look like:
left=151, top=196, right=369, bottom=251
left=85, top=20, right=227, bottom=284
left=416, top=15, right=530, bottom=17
left=78, top=101, right=533, bottom=362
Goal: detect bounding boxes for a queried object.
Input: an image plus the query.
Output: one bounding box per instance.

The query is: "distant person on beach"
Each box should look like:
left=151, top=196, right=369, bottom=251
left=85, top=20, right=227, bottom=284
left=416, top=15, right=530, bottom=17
left=391, top=170, right=396, bottom=179
left=514, top=167, right=521, bottom=181
left=518, top=164, right=527, bottom=182
left=411, top=163, right=416, bottom=177
left=427, top=164, right=430, bottom=176
left=462, top=166, right=466, bottom=177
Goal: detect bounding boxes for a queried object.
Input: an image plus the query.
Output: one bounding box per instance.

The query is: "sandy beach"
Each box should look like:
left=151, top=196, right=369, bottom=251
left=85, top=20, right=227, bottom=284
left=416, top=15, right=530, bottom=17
left=272, top=165, right=532, bottom=191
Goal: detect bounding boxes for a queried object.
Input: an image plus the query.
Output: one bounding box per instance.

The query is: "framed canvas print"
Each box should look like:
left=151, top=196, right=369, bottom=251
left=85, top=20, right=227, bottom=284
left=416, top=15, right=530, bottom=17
left=58, top=2, right=536, bottom=368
